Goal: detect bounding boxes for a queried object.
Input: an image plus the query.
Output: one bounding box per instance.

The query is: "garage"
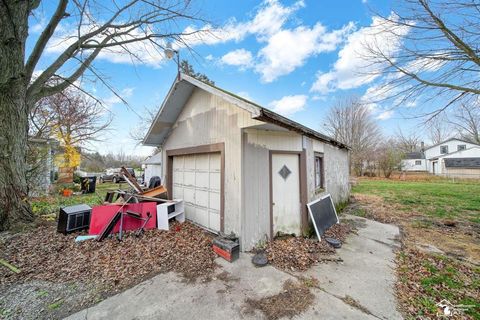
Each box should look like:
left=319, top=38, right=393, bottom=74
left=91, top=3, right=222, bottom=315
left=171, top=152, right=222, bottom=232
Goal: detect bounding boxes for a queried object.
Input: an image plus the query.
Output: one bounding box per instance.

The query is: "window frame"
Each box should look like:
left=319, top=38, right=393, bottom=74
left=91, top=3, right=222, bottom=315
left=314, top=152, right=324, bottom=191
left=415, top=160, right=422, bottom=166
left=440, top=145, right=448, bottom=154
left=457, top=144, right=466, bottom=151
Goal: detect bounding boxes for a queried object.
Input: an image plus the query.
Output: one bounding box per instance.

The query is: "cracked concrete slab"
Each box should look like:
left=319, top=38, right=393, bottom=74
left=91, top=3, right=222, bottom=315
left=65, top=216, right=402, bottom=320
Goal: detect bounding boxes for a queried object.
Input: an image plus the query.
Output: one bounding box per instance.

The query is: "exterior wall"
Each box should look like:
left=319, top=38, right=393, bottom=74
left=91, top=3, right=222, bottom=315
left=144, top=164, right=162, bottom=185
left=442, top=167, right=480, bottom=179
left=425, top=140, right=479, bottom=172
left=161, top=88, right=261, bottom=247
left=401, top=159, right=427, bottom=171
left=242, top=129, right=302, bottom=249
left=428, top=147, right=480, bottom=174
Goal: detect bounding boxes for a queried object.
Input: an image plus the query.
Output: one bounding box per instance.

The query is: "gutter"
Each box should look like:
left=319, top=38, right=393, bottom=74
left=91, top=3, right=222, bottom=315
left=254, top=108, right=350, bottom=150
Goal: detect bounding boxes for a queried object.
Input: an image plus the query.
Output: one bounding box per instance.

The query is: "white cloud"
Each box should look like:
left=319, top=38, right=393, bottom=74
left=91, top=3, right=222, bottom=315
left=268, top=94, right=308, bottom=116
left=220, top=49, right=253, bottom=69
left=256, top=22, right=354, bottom=82
left=376, top=110, right=394, bottom=120
left=103, top=87, right=135, bottom=108
left=311, top=14, right=410, bottom=94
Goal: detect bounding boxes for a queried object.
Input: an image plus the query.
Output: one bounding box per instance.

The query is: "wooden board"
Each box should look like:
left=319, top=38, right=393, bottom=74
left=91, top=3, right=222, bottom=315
left=307, top=194, right=339, bottom=241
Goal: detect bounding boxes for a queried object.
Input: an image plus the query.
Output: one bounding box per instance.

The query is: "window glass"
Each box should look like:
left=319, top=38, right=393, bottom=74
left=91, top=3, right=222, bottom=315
left=440, top=145, right=448, bottom=154
left=314, top=155, right=323, bottom=189
left=457, top=145, right=466, bottom=151
left=415, top=160, right=422, bottom=165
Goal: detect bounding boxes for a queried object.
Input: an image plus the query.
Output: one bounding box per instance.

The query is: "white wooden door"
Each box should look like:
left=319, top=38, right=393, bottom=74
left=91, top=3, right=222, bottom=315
left=172, top=153, right=221, bottom=232
left=271, top=153, right=301, bottom=236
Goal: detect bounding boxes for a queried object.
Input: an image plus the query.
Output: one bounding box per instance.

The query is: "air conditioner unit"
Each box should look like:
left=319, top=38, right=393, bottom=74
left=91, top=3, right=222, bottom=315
left=57, top=204, right=92, bottom=234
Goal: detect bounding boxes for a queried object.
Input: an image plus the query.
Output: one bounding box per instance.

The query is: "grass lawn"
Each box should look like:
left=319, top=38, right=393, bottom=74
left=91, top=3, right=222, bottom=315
left=30, top=182, right=125, bottom=220
left=351, top=178, right=480, bottom=319
left=352, top=179, right=480, bottom=223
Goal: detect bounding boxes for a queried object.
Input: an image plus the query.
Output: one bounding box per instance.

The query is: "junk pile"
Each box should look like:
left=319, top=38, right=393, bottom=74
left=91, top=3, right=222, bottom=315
left=56, top=166, right=185, bottom=242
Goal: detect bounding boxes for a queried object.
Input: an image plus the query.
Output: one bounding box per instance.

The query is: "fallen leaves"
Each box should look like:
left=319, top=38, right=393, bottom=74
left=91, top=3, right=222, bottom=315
left=244, top=279, right=314, bottom=320
left=0, top=221, right=217, bottom=289
left=265, top=223, right=351, bottom=271
left=396, top=248, right=480, bottom=319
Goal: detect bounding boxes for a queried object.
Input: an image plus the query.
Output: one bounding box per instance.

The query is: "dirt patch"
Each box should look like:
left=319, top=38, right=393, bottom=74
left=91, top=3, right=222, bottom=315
left=340, top=295, right=373, bottom=316
left=244, top=279, right=315, bottom=320
left=0, top=221, right=217, bottom=319
left=265, top=224, right=351, bottom=271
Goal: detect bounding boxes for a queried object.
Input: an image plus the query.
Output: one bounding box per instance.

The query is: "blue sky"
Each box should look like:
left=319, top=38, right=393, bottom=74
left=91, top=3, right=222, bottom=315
left=29, top=0, right=426, bottom=157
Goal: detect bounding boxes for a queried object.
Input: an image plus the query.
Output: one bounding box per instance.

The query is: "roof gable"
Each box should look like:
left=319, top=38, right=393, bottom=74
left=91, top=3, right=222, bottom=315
left=143, top=73, right=348, bottom=149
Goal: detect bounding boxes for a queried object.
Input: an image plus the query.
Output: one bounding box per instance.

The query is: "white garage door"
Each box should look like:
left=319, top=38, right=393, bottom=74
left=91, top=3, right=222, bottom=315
left=172, top=153, right=221, bottom=232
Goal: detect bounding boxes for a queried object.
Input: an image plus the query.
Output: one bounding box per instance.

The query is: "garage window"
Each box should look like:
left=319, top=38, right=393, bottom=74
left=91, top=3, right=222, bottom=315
left=314, top=153, right=324, bottom=190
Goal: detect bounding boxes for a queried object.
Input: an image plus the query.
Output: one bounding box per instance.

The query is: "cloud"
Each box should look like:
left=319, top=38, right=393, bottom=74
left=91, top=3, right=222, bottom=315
left=103, top=87, right=135, bottom=108
left=311, top=14, right=410, bottom=94
left=256, top=22, right=354, bottom=82
left=268, top=94, right=308, bottom=116
left=220, top=49, right=253, bottom=69
left=376, top=110, right=394, bottom=120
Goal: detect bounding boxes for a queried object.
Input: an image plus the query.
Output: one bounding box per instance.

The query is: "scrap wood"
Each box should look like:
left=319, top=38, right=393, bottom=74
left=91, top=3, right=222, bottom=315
left=140, top=185, right=167, bottom=198
left=120, top=166, right=143, bottom=193
left=0, top=258, right=20, bottom=274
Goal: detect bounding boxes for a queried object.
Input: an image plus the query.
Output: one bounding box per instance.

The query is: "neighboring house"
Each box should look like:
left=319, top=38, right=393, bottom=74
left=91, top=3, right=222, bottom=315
left=143, top=73, right=350, bottom=250
left=401, top=151, right=427, bottom=172
left=404, top=138, right=480, bottom=178
left=143, top=151, right=162, bottom=185
left=27, top=137, right=58, bottom=196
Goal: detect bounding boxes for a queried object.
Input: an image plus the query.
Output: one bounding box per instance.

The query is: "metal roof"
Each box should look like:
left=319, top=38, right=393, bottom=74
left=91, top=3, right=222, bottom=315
left=143, top=73, right=349, bottom=150
left=444, top=157, right=480, bottom=168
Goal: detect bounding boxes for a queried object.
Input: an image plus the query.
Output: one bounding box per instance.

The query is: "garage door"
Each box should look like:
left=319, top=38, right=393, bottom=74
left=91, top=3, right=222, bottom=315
left=172, top=153, right=221, bottom=232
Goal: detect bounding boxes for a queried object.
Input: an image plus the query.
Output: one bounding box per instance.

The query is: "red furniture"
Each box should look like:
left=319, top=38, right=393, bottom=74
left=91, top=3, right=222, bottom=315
left=89, top=202, right=157, bottom=236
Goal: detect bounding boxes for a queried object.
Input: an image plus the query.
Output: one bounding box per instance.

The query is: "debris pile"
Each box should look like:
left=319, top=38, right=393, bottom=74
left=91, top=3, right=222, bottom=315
left=244, top=279, right=315, bottom=320
left=0, top=221, right=217, bottom=288
left=265, top=224, right=351, bottom=271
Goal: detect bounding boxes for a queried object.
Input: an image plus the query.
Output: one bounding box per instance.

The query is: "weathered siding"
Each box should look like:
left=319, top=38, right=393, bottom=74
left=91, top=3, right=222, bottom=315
left=162, top=88, right=261, bottom=243
left=305, top=137, right=350, bottom=204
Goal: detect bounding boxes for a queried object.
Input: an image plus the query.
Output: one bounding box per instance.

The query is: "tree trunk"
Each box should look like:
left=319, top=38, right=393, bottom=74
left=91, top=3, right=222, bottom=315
left=0, top=1, right=34, bottom=230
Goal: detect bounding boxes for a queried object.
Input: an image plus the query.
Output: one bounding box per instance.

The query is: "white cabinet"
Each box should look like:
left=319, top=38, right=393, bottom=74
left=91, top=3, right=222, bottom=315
left=157, top=200, right=185, bottom=230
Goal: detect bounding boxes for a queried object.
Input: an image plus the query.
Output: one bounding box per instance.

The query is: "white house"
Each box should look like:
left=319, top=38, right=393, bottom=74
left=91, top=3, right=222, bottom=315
left=402, top=138, right=480, bottom=178
left=143, top=73, right=350, bottom=250
left=401, top=151, right=427, bottom=172
left=143, top=151, right=162, bottom=186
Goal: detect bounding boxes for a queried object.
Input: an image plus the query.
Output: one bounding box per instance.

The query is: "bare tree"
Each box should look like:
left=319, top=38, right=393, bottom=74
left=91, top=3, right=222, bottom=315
left=364, top=0, right=480, bottom=117
left=324, top=96, right=383, bottom=176
left=449, top=103, right=480, bottom=144
left=0, top=0, right=207, bottom=229
left=31, top=88, right=111, bottom=170
left=395, top=127, right=422, bottom=153
left=376, top=139, right=404, bottom=178
left=426, top=113, right=452, bottom=144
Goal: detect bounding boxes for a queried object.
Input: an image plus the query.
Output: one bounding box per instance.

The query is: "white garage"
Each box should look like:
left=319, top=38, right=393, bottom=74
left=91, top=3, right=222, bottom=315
left=169, top=148, right=223, bottom=232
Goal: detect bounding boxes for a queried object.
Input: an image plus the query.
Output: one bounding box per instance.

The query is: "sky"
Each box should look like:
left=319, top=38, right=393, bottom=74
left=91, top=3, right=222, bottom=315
left=28, top=0, right=429, bottom=157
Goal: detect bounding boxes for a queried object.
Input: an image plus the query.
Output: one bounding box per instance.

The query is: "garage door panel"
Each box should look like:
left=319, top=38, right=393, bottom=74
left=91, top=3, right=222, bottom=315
left=172, top=151, right=221, bottom=232
left=173, top=156, right=184, bottom=170
left=195, top=172, right=209, bottom=189
left=195, top=154, right=209, bottom=170
left=195, top=189, right=209, bottom=208
left=210, top=153, right=221, bottom=171
left=209, top=192, right=220, bottom=211
left=209, top=211, right=220, bottom=231
left=184, top=171, right=195, bottom=186
left=173, top=171, right=183, bottom=184
left=195, top=207, right=209, bottom=227
left=172, top=186, right=183, bottom=199
left=184, top=155, right=195, bottom=170
left=183, top=187, right=195, bottom=204
left=209, top=172, right=221, bottom=190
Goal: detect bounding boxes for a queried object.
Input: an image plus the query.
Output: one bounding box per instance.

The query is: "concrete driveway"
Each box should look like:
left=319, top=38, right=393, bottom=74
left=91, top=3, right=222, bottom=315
left=66, top=216, right=403, bottom=320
